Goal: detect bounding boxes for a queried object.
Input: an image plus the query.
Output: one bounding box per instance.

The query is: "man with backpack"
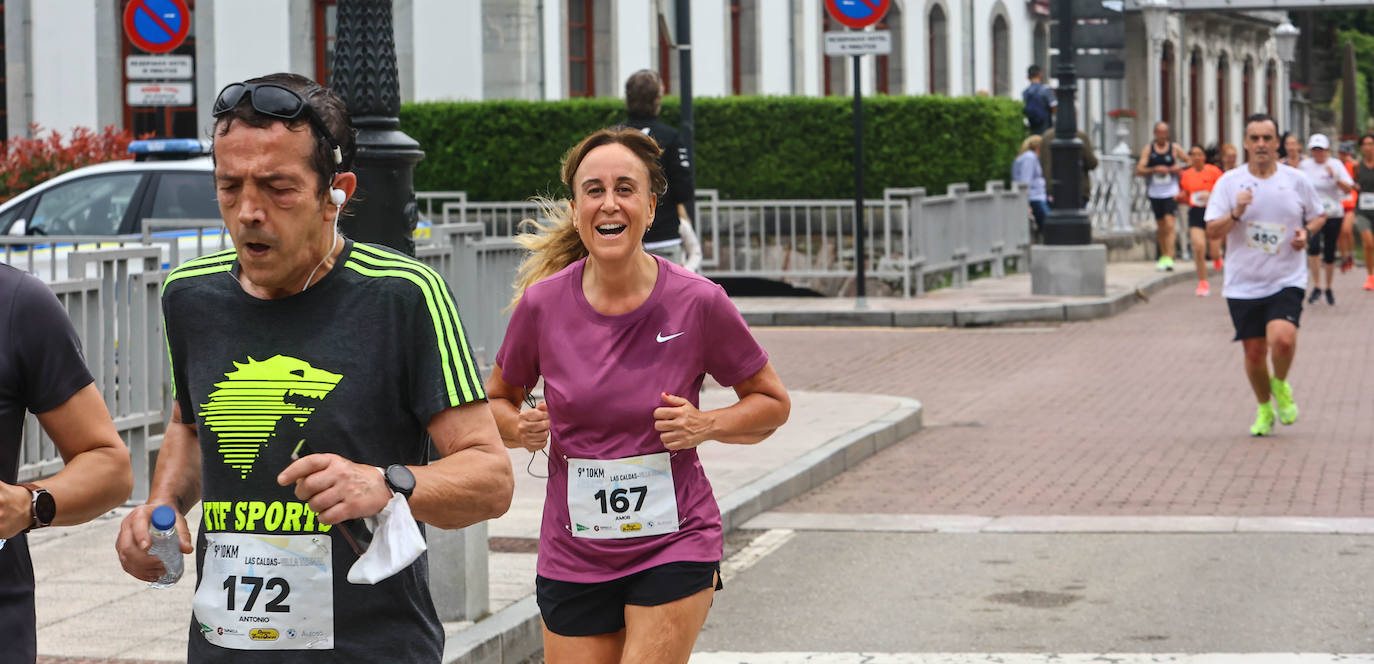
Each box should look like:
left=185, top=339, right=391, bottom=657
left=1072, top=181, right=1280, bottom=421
left=1022, top=65, right=1057, bottom=135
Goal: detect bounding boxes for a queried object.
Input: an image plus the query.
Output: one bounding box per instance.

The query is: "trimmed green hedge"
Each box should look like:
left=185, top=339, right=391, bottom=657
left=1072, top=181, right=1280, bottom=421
left=399, top=94, right=1022, bottom=201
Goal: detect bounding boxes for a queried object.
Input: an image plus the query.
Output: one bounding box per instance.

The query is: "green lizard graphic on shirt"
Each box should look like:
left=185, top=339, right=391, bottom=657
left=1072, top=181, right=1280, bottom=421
left=197, top=355, right=343, bottom=479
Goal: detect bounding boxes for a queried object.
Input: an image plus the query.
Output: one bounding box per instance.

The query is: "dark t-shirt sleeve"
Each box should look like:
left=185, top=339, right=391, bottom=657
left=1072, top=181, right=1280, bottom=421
left=493, top=295, right=540, bottom=391
left=663, top=132, right=694, bottom=213
left=13, top=273, right=93, bottom=413
left=406, top=274, right=488, bottom=425
left=700, top=284, right=768, bottom=387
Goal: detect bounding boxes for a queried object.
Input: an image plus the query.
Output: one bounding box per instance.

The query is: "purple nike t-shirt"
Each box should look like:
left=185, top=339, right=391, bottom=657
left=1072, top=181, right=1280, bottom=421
left=495, top=255, right=769, bottom=583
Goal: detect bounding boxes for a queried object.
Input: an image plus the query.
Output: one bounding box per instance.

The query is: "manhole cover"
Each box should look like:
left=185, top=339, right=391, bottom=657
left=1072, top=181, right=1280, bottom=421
left=985, top=590, right=1081, bottom=608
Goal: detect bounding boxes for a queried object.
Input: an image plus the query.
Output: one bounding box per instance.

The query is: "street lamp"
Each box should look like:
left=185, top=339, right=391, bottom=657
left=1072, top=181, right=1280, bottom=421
left=1274, top=19, right=1299, bottom=131
left=1140, top=0, right=1169, bottom=126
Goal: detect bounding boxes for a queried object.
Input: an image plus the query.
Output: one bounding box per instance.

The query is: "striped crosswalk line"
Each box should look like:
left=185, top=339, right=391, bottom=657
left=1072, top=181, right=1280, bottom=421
left=690, top=654, right=1374, bottom=663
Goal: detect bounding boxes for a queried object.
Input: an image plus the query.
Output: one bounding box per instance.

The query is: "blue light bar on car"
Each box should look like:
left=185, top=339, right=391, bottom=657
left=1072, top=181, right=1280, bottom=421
left=128, top=139, right=209, bottom=155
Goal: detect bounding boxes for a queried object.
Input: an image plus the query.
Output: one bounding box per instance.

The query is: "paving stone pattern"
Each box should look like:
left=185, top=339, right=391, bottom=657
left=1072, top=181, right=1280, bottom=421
left=758, top=279, right=1374, bottom=516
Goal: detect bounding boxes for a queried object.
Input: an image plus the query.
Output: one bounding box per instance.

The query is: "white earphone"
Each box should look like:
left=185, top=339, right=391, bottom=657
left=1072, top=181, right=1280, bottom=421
left=330, top=188, right=347, bottom=207
left=301, top=185, right=347, bottom=294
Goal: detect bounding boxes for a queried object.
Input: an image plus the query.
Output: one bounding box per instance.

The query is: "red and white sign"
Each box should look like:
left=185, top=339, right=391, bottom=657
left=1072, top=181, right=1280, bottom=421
left=824, top=0, right=892, bottom=30
left=123, top=0, right=191, bottom=54
left=126, top=82, right=194, bottom=107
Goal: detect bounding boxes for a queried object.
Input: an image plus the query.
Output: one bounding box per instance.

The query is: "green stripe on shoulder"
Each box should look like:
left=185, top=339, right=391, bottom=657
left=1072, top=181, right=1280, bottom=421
left=162, top=261, right=233, bottom=296
left=171, top=248, right=237, bottom=272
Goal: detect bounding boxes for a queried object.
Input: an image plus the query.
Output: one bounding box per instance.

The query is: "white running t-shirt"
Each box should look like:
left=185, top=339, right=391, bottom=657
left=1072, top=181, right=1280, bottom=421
left=1297, top=157, right=1353, bottom=218
left=1204, top=163, right=1325, bottom=300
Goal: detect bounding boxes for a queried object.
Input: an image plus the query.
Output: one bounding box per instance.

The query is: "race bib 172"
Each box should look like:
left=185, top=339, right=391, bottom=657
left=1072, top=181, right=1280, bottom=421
left=193, top=532, right=334, bottom=650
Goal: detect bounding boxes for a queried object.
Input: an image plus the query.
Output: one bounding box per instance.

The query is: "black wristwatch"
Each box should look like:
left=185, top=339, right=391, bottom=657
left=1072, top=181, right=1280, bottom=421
left=383, top=464, right=416, bottom=499
left=21, top=483, right=55, bottom=532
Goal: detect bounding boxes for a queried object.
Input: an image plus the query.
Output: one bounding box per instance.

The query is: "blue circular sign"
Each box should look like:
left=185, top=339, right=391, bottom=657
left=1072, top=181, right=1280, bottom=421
left=825, top=0, right=892, bottom=29
left=124, top=0, right=190, bottom=54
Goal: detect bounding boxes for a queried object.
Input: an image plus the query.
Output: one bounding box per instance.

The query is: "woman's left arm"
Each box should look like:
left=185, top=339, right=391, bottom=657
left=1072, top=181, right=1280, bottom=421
left=654, top=362, right=791, bottom=450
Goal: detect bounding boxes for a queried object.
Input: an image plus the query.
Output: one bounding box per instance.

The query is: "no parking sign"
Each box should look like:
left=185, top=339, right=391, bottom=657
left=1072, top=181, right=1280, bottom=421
left=123, top=0, right=191, bottom=54
left=824, top=0, right=891, bottom=29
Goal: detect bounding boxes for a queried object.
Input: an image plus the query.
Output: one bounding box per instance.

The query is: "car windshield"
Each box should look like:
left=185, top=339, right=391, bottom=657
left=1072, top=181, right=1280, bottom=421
left=28, top=173, right=143, bottom=236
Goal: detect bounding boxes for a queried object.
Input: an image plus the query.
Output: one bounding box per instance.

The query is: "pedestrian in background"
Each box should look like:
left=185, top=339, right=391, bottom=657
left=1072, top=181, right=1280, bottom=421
left=0, top=266, right=133, bottom=664
left=1039, top=127, right=1098, bottom=207
left=487, top=127, right=790, bottom=664
left=623, top=69, right=696, bottom=268
left=1205, top=113, right=1325, bottom=437
left=1012, top=134, right=1049, bottom=234
left=1136, top=121, right=1188, bottom=272
left=1021, top=65, right=1057, bottom=135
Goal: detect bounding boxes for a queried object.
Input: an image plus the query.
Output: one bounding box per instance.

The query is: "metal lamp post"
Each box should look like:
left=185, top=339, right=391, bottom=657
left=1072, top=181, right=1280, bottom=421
left=1043, top=0, right=1090, bottom=245
left=330, top=0, right=425, bottom=257
left=1274, top=20, right=1300, bottom=132
left=1140, top=0, right=1170, bottom=130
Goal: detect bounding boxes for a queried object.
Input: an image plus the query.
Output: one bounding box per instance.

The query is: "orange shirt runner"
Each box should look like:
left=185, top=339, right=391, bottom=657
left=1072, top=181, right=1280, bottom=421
left=1179, top=163, right=1223, bottom=208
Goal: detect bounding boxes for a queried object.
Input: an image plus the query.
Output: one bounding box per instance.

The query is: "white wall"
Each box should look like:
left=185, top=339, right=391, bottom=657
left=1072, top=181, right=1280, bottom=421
left=213, top=1, right=290, bottom=87
left=413, top=0, right=482, bottom=100
left=614, top=0, right=654, bottom=96
left=757, top=0, right=791, bottom=95
left=692, top=0, right=728, bottom=96
left=543, top=0, right=564, bottom=99
left=30, top=0, right=100, bottom=134
left=797, top=0, right=822, bottom=96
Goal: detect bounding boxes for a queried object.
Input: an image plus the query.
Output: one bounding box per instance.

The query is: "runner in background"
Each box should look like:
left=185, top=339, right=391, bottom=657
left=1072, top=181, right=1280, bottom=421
left=1281, top=132, right=1304, bottom=169
left=1136, top=122, right=1188, bottom=272
left=1178, top=145, right=1224, bottom=296
left=1205, top=114, right=1325, bottom=437
left=1298, top=134, right=1353, bottom=305
left=1337, top=140, right=1358, bottom=273
left=1218, top=143, right=1240, bottom=172
left=1353, top=134, right=1374, bottom=291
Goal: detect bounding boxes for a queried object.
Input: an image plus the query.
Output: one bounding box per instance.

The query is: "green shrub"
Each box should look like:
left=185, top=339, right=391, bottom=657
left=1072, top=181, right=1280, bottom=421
left=399, top=95, right=1023, bottom=201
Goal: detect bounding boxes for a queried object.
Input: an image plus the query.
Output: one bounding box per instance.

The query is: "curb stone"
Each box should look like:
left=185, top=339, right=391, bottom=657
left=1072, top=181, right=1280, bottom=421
left=441, top=395, right=923, bottom=664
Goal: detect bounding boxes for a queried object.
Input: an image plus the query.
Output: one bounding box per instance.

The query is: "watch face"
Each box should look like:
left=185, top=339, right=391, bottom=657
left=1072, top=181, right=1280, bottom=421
left=33, top=490, right=56, bottom=526
left=386, top=465, right=416, bottom=495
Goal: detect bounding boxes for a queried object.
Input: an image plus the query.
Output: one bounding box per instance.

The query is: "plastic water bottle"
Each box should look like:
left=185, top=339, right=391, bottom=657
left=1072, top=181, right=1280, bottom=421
left=147, top=505, right=183, bottom=588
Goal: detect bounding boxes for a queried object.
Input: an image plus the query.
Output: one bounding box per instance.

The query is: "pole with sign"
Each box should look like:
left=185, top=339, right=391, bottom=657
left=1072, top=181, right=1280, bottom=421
left=823, top=0, right=890, bottom=302
left=124, top=0, right=192, bottom=137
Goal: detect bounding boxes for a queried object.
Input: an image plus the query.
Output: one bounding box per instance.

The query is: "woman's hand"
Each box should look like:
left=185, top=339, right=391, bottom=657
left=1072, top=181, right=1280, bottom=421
left=516, top=401, right=550, bottom=452
left=653, top=393, right=715, bottom=451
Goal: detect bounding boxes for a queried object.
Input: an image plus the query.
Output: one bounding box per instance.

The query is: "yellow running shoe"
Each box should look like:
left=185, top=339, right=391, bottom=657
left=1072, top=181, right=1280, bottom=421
left=1270, top=378, right=1298, bottom=425
left=1251, top=402, right=1275, bottom=436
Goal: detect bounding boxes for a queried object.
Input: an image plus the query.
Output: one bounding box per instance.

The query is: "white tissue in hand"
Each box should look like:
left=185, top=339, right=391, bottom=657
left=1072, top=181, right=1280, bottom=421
left=347, top=493, right=427, bottom=585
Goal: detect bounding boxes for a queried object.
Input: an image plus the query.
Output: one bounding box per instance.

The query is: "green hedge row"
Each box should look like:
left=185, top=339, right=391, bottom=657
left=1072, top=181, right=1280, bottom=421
left=399, top=94, right=1023, bottom=201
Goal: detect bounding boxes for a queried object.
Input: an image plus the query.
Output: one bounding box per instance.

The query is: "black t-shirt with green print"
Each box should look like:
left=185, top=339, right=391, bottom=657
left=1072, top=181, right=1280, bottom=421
left=162, top=239, right=486, bottom=663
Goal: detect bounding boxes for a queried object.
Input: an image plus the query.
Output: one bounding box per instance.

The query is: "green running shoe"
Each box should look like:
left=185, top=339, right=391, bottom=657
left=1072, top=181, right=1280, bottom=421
left=1251, top=402, right=1275, bottom=436
left=1271, top=378, right=1298, bottom=425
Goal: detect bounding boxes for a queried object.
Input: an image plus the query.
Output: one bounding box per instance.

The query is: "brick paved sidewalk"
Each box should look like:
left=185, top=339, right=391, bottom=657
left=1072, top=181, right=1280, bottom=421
left=759, top=277, right=1374, bottom=516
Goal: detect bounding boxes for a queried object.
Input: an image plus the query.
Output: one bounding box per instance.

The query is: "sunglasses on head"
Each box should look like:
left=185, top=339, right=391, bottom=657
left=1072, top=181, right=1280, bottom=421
left=212, top=82, right=343, bottom=168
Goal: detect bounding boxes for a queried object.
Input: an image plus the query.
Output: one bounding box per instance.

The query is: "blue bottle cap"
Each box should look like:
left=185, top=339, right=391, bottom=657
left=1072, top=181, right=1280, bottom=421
left=151, top=505, right=177, bottom=532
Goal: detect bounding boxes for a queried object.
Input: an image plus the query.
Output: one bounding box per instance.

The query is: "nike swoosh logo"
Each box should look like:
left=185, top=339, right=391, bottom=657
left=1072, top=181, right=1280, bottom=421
left=656, top=332, right=686, bottom=343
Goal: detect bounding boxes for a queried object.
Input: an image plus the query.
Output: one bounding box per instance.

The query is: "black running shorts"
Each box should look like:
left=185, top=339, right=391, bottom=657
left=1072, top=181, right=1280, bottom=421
left=1150, top=196, right=1179, bottom=220
left=1306, top=220, right=1341, bottom=262
left=1227, top=287, right=1303, bottom=341
left=536, top=561, right=722, bottom=636
left=1187, top=206, right=1207, bottom=229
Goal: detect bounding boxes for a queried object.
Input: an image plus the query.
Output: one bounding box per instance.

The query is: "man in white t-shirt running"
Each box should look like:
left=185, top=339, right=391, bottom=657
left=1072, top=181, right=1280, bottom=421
left=1204, top=114, right=1326, bottom=436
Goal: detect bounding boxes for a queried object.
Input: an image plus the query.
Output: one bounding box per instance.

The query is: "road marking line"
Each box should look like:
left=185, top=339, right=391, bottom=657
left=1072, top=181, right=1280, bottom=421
left=721, top=529, right=794, bottom=582
left=690, top=653, right=1374, bottom=663
left=742, top=512, right=1374, bottom=535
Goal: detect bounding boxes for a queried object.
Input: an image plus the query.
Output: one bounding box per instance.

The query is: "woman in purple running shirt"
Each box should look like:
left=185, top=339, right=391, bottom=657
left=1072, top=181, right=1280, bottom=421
left=486, top=127, right=790, bottom=663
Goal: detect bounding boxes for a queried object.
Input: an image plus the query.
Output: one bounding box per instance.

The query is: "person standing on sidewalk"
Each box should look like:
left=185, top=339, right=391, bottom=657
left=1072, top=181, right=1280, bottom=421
left=1021, top=65, right=1056, bottom=135
left=113, top=73, right=513, bottom=663
left=0, top=266, right=133, bottom=664
left=1205, top=113, right=1326, bottom=436
left=1353, top=134, right=1374, bottom=291
left=1298, top=134, right=1354, bottom=305
left=1137, top=122, right=1188, bottom=272
left=486, top=127, right=790, bottom=664
left=1012, top=135, right=1049, bottom=234
left=1178, top=145, right=1224, bottom=296
left=623, top=70, right=697, bottom=268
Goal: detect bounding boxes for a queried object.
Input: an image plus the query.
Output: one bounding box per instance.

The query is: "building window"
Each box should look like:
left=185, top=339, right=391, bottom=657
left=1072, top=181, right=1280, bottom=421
left=569, top=0, right=595, bottom=97
left=1189, top=48, right=1201, bottom=147
left=823, top=13, right=845, bottom=96
left=314, top=1, right=337, bottom=86
left=1033, top=22, right=1049, bottom=73
left=928, top=4, right=948, bottom=95
left=991, top=14, right=1009, bottom=97
left=731, top=0, right=741, bottom=95
left=1160, top=42, right=1173, bottom=127
left=1266, top=59, right=1277, bottom=116
left=1216, top=53, right=1229, bottom=145
left=121, top=0, right=198, bottom=139
left=1242, top=57, right=1252, bottom=122
left=0, top=0, right=7, bottom=142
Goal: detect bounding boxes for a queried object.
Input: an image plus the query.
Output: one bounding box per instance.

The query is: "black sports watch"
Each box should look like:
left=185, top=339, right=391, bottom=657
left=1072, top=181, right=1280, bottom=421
left=21, top=483, right=55, bottom=532
left=383, top=464, right=416, bottom=499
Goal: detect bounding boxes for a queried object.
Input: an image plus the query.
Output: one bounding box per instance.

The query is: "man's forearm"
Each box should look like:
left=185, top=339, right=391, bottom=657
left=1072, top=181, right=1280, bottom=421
left=147, top=421, right=203, bottom=515
left=43, top=446, right=133, bottom=526
left=408, top=444, right=513, bottom=529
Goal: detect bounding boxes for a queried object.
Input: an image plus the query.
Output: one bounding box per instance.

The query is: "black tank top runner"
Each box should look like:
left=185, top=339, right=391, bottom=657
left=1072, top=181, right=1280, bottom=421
left=1147, top=142, right=1175, bottom=168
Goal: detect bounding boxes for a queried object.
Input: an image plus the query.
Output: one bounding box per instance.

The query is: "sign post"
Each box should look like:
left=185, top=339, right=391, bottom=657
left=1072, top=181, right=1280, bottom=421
left=823, top=0, right=890, bottom=303
left=123, top=0, right=192, bottom=138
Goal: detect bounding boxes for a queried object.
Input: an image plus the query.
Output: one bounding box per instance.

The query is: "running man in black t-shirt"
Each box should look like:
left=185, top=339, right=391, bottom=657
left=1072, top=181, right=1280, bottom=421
left=113, top=73, right=513, bottom=663
left=0, top=265, right=132, bottom=663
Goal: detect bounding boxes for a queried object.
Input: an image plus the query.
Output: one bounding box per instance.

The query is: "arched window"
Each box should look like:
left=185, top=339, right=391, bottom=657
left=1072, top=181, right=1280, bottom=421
left=1189, top=48, right=1201, bottom=147
left=928, top=4, right=948, bottom=95
left=1242, top=57, right=1253, bottom=123
left=1160, top=42, right=1174, bottom=127
left=1217, top=53, right=1229, bottom=144
left=992, top=14, right=1010, bottom=97
left=876, top=4, right=904, bottom=94
left=823, top=13, right=846, bottom=95
left=568, top=0, right=596, bottom=97
left=1266, top=59, right=1277, bottom=115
